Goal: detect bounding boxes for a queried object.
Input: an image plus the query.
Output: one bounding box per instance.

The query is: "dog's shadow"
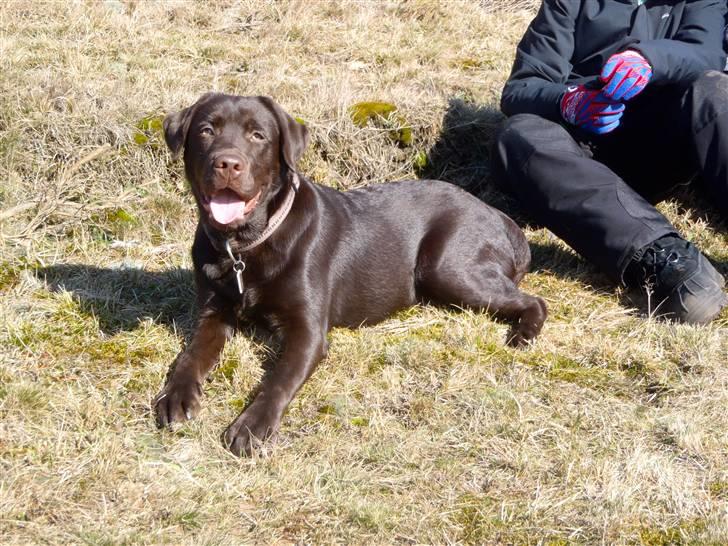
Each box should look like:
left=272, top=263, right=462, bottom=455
left=37, top=263, right=282, bottom=379
left=38, top=264, right=198, bottom=336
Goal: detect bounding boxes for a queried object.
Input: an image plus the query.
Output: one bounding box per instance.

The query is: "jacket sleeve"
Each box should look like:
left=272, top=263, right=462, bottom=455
left=500, top=0, right=579, bottom=121
left=630, top=0, right=727, bottom=84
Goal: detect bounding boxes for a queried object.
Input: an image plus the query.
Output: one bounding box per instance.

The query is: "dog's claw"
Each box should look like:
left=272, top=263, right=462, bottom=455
left=153, top=378, right=202, bottom=427
left=223, top=403, right=279, bottom=457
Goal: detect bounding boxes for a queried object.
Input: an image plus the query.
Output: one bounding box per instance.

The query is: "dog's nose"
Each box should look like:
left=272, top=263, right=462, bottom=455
left=214, top=154, right=244, bottom=178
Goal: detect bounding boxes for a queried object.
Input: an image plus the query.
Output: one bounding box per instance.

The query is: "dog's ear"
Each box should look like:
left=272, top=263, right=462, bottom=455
left=163, top=106, right=194, bottom=159
left=163, top=93, right=216, bottom=159
left=258, top=96, right=310, bottom=172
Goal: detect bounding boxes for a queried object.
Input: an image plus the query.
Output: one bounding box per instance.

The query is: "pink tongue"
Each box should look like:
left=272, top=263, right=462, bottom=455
left=209, top=189, right=246, bottom=225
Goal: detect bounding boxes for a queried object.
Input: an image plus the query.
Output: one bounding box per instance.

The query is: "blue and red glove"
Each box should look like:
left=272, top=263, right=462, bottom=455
left=560, top=85, right=625, bottom=134
left=600, top=50, right=652, bottom=101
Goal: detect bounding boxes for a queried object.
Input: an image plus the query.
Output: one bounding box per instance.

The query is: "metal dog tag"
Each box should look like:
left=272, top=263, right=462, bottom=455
left=233, top=261, right=245, bottom=294
left=225, top=240, right=246, bottom=295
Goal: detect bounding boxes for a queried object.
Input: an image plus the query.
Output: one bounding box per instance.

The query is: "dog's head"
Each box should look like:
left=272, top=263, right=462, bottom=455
left=164, top=93, right=309, bottom=231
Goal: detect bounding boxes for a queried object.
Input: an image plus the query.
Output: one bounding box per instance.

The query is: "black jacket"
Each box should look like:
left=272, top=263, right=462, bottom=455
left=501, top=0, right=728, bottom=122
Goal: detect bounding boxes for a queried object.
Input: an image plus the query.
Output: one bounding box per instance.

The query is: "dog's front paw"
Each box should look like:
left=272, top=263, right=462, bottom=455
left=153, top=376, right=203, bottom=428
left=223, top=402, right=280, bottom=456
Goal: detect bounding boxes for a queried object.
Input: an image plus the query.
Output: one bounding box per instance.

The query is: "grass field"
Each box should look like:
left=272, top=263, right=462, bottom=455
left=1, top=1, right=727, bottom=544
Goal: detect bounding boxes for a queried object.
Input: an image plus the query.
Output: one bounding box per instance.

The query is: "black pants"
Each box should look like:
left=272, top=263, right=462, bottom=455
left=493, top=71, right=728, bottom=281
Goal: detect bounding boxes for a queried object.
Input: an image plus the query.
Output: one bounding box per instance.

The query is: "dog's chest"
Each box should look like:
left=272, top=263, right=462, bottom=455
left=202, top=260, right=263, bottom=310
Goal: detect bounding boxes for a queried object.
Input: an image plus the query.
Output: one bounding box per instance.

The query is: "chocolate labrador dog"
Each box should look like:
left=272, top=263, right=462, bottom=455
left=154, top=93, right=547, bottom=455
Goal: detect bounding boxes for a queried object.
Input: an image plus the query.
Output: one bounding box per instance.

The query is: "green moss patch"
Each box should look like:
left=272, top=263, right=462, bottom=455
left=349, top=101, right=413, bottom=147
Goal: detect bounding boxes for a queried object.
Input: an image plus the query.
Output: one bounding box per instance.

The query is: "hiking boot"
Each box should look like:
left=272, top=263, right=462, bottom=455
left=624, top=235, right=728, bottom=324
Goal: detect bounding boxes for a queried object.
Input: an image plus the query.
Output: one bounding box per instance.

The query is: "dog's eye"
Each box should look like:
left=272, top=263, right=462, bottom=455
left=250, top=131, right=266, bottom=142
left=200, top=127, right=215, bottom=137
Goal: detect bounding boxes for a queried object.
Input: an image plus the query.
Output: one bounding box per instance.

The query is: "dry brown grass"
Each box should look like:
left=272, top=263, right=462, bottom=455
left=1, top=1, right=727, bottom=544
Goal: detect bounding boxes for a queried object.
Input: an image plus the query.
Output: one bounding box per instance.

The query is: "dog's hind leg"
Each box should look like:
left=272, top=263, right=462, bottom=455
left=417, top=265, right=547, bottom=347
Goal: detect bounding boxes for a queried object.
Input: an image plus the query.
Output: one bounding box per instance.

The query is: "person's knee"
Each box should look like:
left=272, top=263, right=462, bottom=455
left=691, top=70, right=728, bottom=96
left=496, top=113, right=554, bottom=150
left=492, top=114, right=580, bottom=191
left=494, top=114, right=548, bottom=180
left=690, top=70, right=728, bottom=123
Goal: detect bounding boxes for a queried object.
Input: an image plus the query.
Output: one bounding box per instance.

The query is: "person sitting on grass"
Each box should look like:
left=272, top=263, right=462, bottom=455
left=492, top=0, right=728, bottom=324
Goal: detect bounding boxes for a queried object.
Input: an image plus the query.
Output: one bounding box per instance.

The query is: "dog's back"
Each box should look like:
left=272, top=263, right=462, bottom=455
left=303, top=177, right=533, bottom=327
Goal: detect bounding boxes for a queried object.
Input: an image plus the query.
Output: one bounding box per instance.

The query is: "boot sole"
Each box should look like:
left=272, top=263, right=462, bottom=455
left=680, top=288, right=728, bottom=324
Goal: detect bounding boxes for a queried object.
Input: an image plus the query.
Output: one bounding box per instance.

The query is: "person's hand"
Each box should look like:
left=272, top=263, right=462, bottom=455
left=560, top=85, right=625, bottom=134
left=600, top=50, right=652, bottom=101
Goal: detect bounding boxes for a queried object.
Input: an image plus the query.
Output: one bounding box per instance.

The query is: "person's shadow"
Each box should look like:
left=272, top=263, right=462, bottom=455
left=419, top=98, right=606, bottom=280
left=421, top=98, right=728, bottom=287
left=418, top=99, right=521, bottom=220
